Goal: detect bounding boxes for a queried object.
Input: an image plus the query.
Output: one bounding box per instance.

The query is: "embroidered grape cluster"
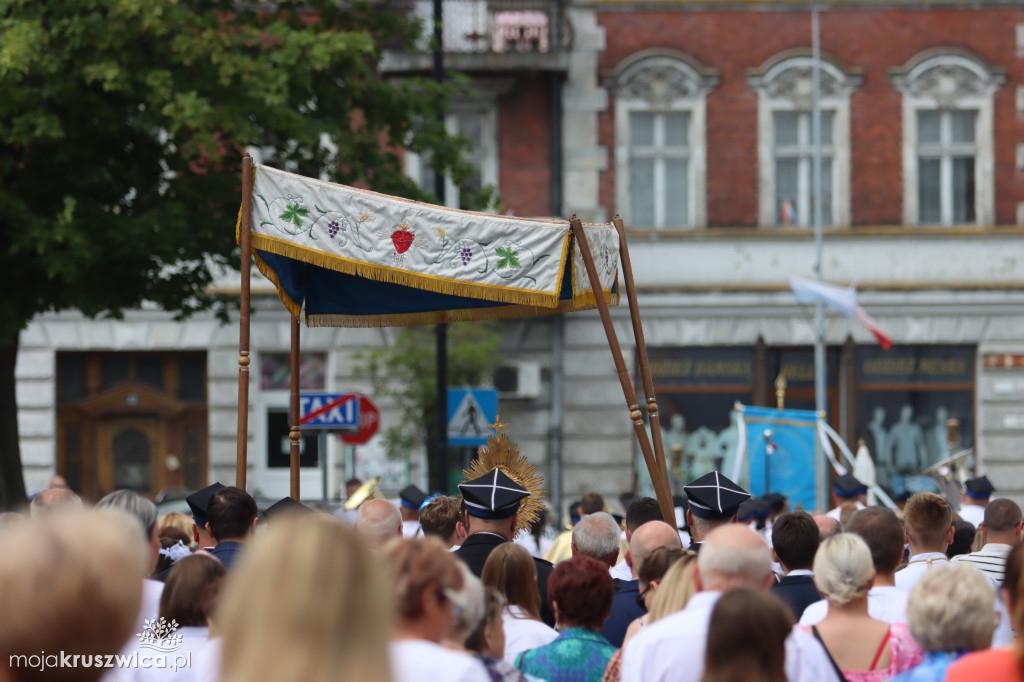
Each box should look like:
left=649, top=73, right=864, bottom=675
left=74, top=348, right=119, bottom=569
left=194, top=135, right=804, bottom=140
left=327, top=220, right=340, bottom=238
left=603, top=248, right=610, bottom=268
left=460, top=247, right=472, bottom=265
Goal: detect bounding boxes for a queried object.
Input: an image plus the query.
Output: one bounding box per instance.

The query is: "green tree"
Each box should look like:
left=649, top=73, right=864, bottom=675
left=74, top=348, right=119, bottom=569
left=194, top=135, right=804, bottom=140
left=0, top=0, right=488, bottom=508
left=361, top=322, right=501, bottom=485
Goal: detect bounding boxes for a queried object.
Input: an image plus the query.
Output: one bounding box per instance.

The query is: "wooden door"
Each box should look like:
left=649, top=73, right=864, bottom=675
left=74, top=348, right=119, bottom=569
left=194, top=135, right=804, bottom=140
left=96, top=418, right=165, bottom=496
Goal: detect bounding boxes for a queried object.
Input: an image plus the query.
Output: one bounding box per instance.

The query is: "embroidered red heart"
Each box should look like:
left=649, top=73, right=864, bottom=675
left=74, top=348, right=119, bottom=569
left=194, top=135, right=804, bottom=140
left=391, top=228, right=414, bottom=254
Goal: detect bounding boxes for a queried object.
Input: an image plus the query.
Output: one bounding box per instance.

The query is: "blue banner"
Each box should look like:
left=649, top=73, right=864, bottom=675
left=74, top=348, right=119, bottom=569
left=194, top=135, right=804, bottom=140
left=742, top=405, right=819, bottom=511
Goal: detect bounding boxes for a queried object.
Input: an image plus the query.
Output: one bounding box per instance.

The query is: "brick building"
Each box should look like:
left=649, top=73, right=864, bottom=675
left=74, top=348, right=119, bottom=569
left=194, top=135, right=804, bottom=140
left=16, top=0, right=1024, bottom=514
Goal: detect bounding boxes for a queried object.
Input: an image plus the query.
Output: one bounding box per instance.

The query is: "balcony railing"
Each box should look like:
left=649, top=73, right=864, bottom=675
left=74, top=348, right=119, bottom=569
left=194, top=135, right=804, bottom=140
left=396, top=0, right=566, bottom=54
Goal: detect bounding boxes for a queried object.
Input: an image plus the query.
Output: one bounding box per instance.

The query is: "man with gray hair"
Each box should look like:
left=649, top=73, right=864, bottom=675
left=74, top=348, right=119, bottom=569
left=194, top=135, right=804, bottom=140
left=29, top=487, right=83, bottom=517
left=952, top=497, right=1023, bottom=583
left=621, top=524, right=838, bottom=682
left=571, top=512, right=621, bottom=568
left=355, top=498, right=403, bottom=549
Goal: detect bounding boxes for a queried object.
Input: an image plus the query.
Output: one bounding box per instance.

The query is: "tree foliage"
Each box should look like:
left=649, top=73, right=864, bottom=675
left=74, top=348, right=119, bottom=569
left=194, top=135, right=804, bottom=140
left=360, top=323, right=501, bottom=469
left=0, top=0, right=489, bottom=507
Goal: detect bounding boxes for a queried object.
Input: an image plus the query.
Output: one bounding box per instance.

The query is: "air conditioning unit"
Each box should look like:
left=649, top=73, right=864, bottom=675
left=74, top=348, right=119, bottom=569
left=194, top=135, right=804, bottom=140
left=493, top=361, right=542, bottom=399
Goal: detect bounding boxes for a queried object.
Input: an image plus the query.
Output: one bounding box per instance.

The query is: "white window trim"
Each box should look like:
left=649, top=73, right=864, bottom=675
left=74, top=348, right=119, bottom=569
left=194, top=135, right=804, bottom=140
left=891, top=51, right=1005, bottom=226
left=405, top=103, right=499, bottom=210
left=611, top=51, right=718, bottom=230
left=748, top=55, right=861, bottom=228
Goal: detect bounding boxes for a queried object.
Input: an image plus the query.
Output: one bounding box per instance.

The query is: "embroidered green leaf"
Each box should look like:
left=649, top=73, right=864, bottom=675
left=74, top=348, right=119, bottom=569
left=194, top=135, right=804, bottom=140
left=495, top=246, right=520, bottom=269
left=280, top=203, right=310, bottom=228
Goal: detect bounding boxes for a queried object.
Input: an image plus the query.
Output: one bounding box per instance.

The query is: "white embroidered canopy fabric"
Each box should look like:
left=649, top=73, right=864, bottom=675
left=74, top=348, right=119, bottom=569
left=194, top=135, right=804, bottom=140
left=248, top=165, right=618, bottom=308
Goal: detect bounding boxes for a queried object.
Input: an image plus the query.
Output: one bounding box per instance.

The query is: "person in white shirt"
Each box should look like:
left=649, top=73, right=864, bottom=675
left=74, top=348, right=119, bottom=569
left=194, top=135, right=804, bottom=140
left=825, top=474, right=867, bottom=522
left=801, top=507, right=909, bottom=626
left=895, top=492, right=954, bottom=591
left=958, top=475, right=995, bottom=529
left=952, top=497, right=1022, bottom=583
left=399, top=485, right=428, bottom=538
left=620, top=524, right=840, bottom=682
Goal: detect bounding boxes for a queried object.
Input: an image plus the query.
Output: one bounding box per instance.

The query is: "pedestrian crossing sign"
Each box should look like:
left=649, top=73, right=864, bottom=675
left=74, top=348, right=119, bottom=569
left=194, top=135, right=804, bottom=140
left=447, top=388, right=498, bottom=447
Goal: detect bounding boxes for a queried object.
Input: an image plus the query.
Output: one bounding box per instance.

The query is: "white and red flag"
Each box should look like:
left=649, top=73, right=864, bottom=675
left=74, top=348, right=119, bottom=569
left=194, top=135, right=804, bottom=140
left=787, top=276, right=893, bottom=350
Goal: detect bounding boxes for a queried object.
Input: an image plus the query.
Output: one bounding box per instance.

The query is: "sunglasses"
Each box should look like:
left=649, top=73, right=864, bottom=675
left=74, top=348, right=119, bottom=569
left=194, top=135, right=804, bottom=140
left=635, top=583, right=654, bottom=611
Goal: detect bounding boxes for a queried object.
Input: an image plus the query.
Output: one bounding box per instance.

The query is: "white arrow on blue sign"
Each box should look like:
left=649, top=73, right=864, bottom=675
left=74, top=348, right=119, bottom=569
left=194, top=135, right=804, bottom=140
left=299, top=393, right=361, bottom=430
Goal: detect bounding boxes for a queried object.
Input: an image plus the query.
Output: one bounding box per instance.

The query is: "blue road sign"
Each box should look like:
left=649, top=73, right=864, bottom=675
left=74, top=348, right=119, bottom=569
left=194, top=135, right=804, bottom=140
left=448, top=388, right=498, bottom=447
left=299, top=393, right=360, bottom=430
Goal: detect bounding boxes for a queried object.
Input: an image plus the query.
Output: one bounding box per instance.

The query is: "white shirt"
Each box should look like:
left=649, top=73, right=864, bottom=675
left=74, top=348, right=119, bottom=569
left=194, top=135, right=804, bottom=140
left=609, top=559, right=633, bottom=582
left=825, top=501, right=866, bottom=522
left=391, top=640, right=489, bottom=682
left=620, top=591, right=839, bottom=682
left=799, top=586, right=909, bottom=626
left=402, top=520, right=421, bottom=539
left=190, top=637, right=221, bottom=682
left=958, top=504, right=985, bottom=528
left=894, top=551, right=950, bottom=591
left=501, top=605, right=558, bottom=665
left=136, top=626, right=209, bottom=682
left=952, top=542, right=1014, bottom=583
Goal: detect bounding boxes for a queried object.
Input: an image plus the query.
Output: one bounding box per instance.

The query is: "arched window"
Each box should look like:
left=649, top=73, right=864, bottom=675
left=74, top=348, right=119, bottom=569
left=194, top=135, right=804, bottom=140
left=748, top=52, right=861, bottom=228
left=610, top=51, right=718, bottom=230
left=891, top=50, right=1005, bottom=226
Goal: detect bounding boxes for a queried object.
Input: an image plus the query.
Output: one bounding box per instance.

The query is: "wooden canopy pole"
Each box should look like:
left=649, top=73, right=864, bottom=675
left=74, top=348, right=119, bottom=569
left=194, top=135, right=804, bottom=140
left=612, top=216, right=671, bottom=491
left=570, top=216, right=674, bottom=524
left=289, top=315, right=301, bottom=500
left=236, top=155, right=254, bottom=489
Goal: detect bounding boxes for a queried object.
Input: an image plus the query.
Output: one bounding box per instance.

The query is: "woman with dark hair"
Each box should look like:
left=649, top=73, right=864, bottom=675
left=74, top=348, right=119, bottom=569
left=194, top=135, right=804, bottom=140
left=515, top=555, right=616, bottom=682
left=482, top=543, right=557, bottom=665
left=946, top=542, right=1024, bottom=681
left=701, top=589, right=792, bottom=682
left=140, top=554, right=226, bottom=681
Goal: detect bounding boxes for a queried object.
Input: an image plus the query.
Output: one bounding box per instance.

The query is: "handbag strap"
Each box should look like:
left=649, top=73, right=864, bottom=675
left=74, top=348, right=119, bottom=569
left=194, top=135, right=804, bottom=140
left=811, top=625, right=849, bottom=682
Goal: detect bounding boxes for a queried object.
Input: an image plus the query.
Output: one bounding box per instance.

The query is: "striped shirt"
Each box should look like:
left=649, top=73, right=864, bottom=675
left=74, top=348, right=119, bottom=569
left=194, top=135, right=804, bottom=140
left=951, top=543, right=1014, bottom=583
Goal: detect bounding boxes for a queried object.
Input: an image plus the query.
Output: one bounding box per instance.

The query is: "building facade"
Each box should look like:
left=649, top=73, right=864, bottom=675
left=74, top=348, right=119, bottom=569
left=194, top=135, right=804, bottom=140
left=15, top=0, right=1024, bottom=513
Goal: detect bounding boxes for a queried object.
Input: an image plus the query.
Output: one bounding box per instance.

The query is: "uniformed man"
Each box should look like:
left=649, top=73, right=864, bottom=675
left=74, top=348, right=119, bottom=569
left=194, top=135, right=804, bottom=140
left=398, top=484, right=428, bottom=538
left=454, top=468, right=555, bottom=626
left=825, top=474, right=868, bottom=522
left=683, top=471, right=751, bottom=553
left=959, top=475, right=994, bottom=528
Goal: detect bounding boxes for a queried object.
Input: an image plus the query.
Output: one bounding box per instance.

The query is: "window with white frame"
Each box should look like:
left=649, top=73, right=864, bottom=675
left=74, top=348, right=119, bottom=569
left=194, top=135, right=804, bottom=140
left=612, top=52, right=718, bottom=230
left=406, top=106, right=498, bottom=210
left=891, top=51, right=1004, bottom=226
left=748, top=55, right=861, bottom=228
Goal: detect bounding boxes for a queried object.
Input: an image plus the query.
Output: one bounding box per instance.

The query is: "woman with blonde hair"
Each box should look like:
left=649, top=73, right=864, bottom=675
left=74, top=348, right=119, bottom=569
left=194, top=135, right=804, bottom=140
left=216, top=514, right=393, bottom=682
left=385, top=537, right=490, bottom=682
left=890, top=564, right=995, bottom=681
left=623, top=548, right=695, bottom=645
left=482, top=542, right=557, bottom=665
left=808, top=533, right=922, bottom=681
left=701, top=588, right=792, bottom=682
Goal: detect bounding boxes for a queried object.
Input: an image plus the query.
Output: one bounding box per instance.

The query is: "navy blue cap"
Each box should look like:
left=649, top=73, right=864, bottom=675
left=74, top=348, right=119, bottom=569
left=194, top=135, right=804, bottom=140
left=264, top=496, right=312, bottom=520
left=684, top=471, right=750, bottom=521
left=965, top=475, right=995, bottom=500
left=737, top=497, right=771, bottom=523
left=399, top=485, right=428, bottom=510
left=833, top=474, right=867, bottom=498
left=186, top=482, right=224, bottom=528
left=458, top=468, right=528, bottom=519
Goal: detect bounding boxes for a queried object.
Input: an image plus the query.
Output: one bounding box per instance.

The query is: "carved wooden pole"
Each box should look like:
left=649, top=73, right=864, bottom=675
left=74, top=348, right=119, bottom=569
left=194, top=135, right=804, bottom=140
left=236, top=155, right=253, bottom=489
left=289, top=315, right=301, bottom=500
left=570, top=216, right=674, bottom=524
left=612, top=215, right=671, bottom=491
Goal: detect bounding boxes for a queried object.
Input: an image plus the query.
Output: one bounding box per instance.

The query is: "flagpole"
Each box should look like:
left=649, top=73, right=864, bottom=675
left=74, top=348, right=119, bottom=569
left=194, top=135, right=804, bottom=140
left=812, top=0, right=828, bottom=513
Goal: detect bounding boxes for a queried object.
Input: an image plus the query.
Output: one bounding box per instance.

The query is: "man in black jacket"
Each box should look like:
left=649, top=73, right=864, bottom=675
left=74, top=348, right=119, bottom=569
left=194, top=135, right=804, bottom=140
left=454, top=468, right=555, bottom=626
left=770, top=510, right=821, bottom=620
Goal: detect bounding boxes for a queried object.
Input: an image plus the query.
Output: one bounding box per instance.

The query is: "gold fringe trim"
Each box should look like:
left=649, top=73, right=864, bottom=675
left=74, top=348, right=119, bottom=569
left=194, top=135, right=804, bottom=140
left=251, top=233, right=562, bottom=310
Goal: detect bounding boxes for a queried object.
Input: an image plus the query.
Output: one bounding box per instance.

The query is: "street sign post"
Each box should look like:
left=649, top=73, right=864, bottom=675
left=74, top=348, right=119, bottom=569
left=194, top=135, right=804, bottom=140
left=447, top=388, right=498, bottom=447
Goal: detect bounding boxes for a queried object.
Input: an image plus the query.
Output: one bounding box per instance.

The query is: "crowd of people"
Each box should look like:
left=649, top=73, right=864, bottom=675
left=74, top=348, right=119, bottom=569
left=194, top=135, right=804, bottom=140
left=1, top=468, right=1023, bottom=682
